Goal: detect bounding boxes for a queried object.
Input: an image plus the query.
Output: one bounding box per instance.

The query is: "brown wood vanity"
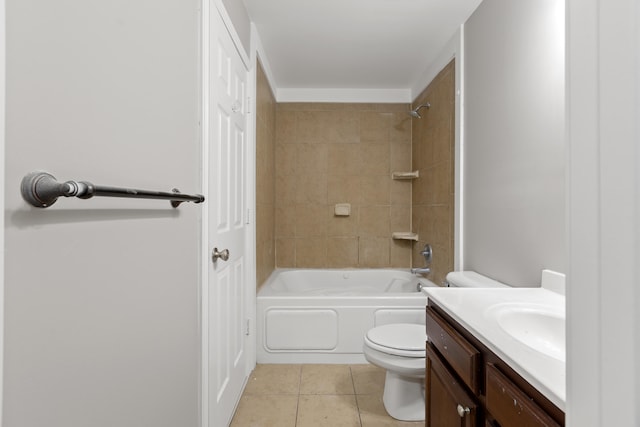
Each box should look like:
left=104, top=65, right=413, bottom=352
left=425, top=300, right=565, bottom=427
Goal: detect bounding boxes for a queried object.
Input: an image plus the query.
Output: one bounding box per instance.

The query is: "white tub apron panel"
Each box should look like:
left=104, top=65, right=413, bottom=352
left=257, top=269, right=434, bottom=364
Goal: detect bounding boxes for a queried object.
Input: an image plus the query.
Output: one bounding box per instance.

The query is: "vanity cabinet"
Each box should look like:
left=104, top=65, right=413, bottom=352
left=425, top=301, right=564, bottom=427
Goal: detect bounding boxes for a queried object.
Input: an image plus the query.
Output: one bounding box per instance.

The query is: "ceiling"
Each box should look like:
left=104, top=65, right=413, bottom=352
left=242, top=0, right=482, bottom=99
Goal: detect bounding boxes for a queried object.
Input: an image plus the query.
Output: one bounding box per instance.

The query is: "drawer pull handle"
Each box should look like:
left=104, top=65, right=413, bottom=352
left=457, top=404, right=470, bottom=417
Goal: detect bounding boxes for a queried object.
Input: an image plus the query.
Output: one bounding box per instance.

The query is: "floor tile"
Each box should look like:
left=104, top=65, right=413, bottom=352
left=351, top=364, right=386, bottom=395
left=243, top=364, right=301, bottom=395
left=300, top=364, right=355, bottom=395
left=233, top=364, right=423, bottom=426
left=357, top=395, right=423, bottom=427
left=230, top=394, right=298, bottom=427
left=297, top=395, right=361, bottom=427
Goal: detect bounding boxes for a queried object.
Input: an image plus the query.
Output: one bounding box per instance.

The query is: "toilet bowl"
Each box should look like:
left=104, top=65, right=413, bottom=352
left=362, top=323, right=427, bottom=421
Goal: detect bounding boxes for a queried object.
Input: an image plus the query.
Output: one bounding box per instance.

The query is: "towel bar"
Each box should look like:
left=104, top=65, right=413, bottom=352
left=21, top=171, right=205, bottom=208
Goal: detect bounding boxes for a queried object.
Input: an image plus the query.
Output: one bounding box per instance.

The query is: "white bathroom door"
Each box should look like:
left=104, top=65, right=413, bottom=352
left=206, top=6, right=248, bottom=427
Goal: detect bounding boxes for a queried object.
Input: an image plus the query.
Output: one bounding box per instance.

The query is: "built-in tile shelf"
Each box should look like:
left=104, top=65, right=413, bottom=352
left=391, top=171, right=419, bottom=180
left=391, top=232, right=419, bottom=241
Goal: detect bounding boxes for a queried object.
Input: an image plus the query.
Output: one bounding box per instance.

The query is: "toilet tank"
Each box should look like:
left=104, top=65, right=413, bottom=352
left=445, top=271, right=509, bottom=288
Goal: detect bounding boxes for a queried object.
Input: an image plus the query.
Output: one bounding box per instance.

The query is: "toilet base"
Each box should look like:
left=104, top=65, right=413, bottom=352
left=382, top=370, right=425, bottom=421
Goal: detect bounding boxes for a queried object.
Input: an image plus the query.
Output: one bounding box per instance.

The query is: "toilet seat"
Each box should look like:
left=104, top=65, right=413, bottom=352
left=362, top=323, right=427, bottom=420
left=365, top=323, right=426, bottom=358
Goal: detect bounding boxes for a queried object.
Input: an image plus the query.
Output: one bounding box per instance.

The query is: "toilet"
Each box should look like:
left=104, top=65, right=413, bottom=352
left=362, top=271, right=508, bottom=421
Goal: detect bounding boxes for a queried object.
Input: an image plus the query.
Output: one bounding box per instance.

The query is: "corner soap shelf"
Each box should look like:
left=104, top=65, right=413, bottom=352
left=392, top=232, right=419, bottom=241
left=391, top=171, right=419, bottom=180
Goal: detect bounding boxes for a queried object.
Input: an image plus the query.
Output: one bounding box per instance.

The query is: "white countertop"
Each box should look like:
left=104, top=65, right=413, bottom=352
left=422, top=287, right=566, bottom=411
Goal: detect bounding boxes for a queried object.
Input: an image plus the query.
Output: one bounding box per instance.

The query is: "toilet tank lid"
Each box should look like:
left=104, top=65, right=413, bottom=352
left=446, top=271, right=509, bottom=288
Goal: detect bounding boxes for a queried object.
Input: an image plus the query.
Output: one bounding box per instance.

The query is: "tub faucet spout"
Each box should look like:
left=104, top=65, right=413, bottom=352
left=411, top=244, right=432, bottom=275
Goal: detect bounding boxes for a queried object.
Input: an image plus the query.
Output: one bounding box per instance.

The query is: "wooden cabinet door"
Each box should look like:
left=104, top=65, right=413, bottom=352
left=427, top=343, right=478, bottom=427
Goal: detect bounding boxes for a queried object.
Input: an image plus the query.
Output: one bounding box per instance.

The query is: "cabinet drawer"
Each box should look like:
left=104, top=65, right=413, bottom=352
left=426, top=306, right=481, bottom=394
left=486, top=364, right=561, bottom=427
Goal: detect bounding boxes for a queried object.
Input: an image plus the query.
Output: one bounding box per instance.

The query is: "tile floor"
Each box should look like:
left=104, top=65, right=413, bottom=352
left=230, top=364, right=423, bottom=427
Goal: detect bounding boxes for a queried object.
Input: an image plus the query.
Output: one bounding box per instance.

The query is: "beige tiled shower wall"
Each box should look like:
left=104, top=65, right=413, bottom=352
left=412, top=60, right=456, bottom=286
left=274, top=103, right=413, bottom=269
left=255, top=61, right=277, bottom=288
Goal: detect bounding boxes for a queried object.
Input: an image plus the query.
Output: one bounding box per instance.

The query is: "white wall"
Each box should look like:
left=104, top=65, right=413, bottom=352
left=462, top=0, right=565, bottom=286
left=411, top=31, right=459, bottom=101
left=4, top=1, right=200, bottom=426
left=0, top=0, right=5, bottom=423
left=220, top=0, right=251, bottom=58
left=566, top=0, right=640, bottom=425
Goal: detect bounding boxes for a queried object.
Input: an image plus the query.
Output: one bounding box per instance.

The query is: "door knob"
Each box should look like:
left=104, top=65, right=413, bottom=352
left=212, top=247, right=230, bottom=262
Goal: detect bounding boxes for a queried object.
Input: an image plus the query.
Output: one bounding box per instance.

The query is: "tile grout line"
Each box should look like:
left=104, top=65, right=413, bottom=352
left=294, top=365, right=302, bottom=427
left=350, top=366, right=364, bottom=427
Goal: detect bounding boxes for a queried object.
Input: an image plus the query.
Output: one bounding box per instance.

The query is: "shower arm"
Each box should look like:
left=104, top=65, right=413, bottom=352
left=410, top=103, right=431, bottom=118
left=20, top=171, right=205, bottom=208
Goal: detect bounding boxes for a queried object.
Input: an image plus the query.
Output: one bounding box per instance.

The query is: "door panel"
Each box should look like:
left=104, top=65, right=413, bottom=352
left=207, top=5, right=248, bottom=426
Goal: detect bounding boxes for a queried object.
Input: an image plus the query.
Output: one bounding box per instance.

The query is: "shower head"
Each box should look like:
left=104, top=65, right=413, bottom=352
left=409, top=103, right=431, bottom=118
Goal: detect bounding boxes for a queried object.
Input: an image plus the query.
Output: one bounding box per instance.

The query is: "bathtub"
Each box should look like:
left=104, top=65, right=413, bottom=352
left=256, top=268, right=434, bottom=364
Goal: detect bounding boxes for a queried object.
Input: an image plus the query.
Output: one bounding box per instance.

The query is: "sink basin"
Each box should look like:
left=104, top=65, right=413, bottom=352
left=485, top=303, right=566, bottom=362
